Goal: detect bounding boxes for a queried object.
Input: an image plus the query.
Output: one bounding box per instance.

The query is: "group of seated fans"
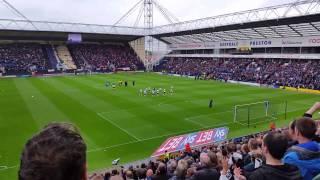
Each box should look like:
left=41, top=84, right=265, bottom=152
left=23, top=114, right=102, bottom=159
left=0, top=43, right=143, bottom=75
left=18, top=102, right=320, bottom=180
left=0, top=43, right=49, bottom=75
left=68, top=44, right=144, bottom=72
left=157, top=57, right=320, bottom=90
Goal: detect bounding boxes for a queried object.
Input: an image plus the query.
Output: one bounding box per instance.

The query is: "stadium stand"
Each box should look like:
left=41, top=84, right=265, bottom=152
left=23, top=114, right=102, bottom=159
left=156, top=57, right=320, bottom=90
left=0, top=43, right=49, bottom=75
left=68, top=44, right=145, bottom=72
left=0, top=43, right=144, bottom=74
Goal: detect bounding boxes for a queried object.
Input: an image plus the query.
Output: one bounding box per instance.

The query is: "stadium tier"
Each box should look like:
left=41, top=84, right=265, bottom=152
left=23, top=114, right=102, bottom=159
left=0, top=43, right=49, bottom=75
left=1, top=0, right=320, bottom=180
left=68, top=44, right=145, bottom=72
left=156, top=57, right=320, bottom=90
left=0, top=43, right=144, bottom=75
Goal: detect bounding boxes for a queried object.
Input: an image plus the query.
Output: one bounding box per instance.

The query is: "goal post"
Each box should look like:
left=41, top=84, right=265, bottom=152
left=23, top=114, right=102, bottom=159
left=234, top=101, right=287, bottom=127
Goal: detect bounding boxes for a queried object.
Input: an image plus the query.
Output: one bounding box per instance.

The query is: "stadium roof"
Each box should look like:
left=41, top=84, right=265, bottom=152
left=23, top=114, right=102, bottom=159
left=151, top=0, right=320, bottom=44
left=0, top=0, right=319, bottom=43
left=151, top=0, right=320, bottom=34
left=0, top=30, right=142, bottom=42
left=153, top=14, right=320, bottom=44
left=0, top=19, right=146, bottom=36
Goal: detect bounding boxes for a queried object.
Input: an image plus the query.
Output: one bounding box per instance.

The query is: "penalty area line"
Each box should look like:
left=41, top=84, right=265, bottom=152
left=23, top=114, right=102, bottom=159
left=184, top=109, right=233, bottom=128
left=96, top=112, right=141, bottom=141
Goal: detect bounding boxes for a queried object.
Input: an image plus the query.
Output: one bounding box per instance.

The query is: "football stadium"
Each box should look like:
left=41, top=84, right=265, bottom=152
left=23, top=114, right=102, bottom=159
left=1, top=0, right=320, bottom=180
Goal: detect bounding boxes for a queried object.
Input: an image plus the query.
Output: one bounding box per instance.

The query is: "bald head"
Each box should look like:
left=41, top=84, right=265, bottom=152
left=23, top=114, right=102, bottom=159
left=146, top=169, right=153, bottom=177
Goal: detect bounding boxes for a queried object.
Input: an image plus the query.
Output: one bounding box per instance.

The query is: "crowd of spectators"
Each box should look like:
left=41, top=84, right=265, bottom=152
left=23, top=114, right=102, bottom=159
left=0, top=43, right=145, bottom=75
left=156, top=57, right=320, bottom=90
left=18, top=102, right=320, bottom=180
left=69, top=44, right=144, bottom=72
left=0, top=43, right=49, bottom=75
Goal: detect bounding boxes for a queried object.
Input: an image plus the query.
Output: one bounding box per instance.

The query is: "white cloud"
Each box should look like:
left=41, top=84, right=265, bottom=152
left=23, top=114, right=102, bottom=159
left=0, top=0, right=297, bottom=26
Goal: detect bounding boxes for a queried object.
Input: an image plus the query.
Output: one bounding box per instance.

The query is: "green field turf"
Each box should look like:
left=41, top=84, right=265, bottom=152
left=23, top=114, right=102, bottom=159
left=0, top=72, right=319, bottom=179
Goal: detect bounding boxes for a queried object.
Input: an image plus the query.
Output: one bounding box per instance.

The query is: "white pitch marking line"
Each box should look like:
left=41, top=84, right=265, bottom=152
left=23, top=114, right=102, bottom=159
left=97, top=112, right=141, bottom=141
left=184, top=117, right=207, bottom=127
left=184, top=109, right=233, bottom=127
left=0, top=165, right=18, bottom=171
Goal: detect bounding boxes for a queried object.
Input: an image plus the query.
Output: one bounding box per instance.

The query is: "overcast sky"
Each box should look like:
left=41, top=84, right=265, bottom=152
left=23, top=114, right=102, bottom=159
left=0, top=0, right=297, bottom=27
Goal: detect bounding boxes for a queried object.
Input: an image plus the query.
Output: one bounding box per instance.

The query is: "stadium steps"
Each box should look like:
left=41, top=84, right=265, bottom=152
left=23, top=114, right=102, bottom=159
left=129, top=40, right=145, bottom=65
left=55, top=45, right=77, bottom=70
left=42, top=45, right=59, bottom=69
left=67, top=45, right=87, bottom=68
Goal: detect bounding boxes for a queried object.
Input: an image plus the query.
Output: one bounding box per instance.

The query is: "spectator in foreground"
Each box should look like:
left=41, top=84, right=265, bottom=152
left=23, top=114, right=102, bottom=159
left=169, top=159, right=188, bottom=180
left=234, top=132, right=302, bottom=180
left=125, top=170, right=134, bottom=180
left=191, top=153, right=220, bottom=180
left=146, top=169, right=154, bottom=180
left=152, top=162, right=170, bottom=180
left=283, top=117, right=320, bottom=180
left=18, top=123, right=87, bottom=180
left=243, top=139, right=263, bottom=172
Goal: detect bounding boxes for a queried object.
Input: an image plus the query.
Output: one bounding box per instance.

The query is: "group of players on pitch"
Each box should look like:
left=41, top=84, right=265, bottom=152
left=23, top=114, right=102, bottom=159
left=139, top=86, right=174, bottom=96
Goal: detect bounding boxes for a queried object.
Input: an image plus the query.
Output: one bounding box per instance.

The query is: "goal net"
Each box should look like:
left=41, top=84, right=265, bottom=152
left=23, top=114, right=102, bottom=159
left=233, top=101, right=285, bottom=126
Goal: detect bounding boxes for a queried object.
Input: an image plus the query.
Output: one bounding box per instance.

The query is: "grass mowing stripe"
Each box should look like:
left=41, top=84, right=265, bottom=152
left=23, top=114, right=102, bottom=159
left=14, top=79, right=70, bottom=126
left=31, top=78, right=133, bottom=147
left=0, top=80, right=39, bottom=180
left=97, top=112, right=141, bottom=141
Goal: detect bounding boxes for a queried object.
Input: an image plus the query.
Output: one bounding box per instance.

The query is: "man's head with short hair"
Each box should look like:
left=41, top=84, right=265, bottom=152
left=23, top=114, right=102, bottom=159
left=262, top=132, right=288, bottom=160
left=175, top=160, right=188, bottom=178
left=226, top=143, right=236, bottom=153
left=125, top=170, right=134, bottom=179
left=207, top=151, right=218, bottom=167
left=295, top=117, right=316, bottom=140
left=167, top=159, right=177, bottom=174
left=156, top=162, right=166, bottom=175
left=200, top=153, right=211, bottom=167
left=248, top=138, right=260, bottom=151
left=19, top=123, right=87, bottom=180
left=111, top=169, right=119, bottom=176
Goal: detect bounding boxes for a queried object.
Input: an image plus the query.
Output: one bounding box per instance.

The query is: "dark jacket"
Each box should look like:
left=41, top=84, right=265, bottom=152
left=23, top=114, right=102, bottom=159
left=190, top=167, right=220, bottom=180
left=246, top=164, right=302, bottom=180
left=152, top=174, right=170, bottom=180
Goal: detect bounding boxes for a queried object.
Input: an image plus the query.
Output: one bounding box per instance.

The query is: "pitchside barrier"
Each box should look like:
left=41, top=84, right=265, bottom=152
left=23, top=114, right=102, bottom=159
left=280, top=86, right=320, bottom=95
left=234, top=101, right=288, bottom=127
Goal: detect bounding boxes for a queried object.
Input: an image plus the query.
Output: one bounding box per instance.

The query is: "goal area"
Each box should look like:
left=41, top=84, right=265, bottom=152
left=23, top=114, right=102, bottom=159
left=233, top=101, right=287, bottom=127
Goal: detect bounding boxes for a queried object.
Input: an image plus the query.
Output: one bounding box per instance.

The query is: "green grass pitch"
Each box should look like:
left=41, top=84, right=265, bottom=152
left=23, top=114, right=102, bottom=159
left=0, top=72, right=319, bottom=179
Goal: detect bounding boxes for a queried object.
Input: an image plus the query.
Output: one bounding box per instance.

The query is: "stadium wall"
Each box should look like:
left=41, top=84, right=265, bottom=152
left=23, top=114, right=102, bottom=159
left=168, top=36, right=320, bottom=50
left=164, top=53, right=320, bottom=60
left=280, top=86, right=320, bottom=94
